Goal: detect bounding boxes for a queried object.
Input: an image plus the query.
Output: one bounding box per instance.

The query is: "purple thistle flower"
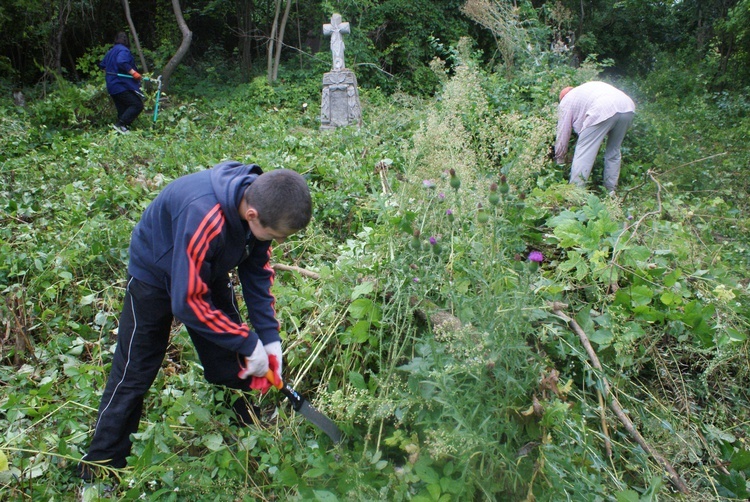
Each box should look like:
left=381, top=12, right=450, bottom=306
left=422, top=179, right=436, bottom=189
left=438, top=192, right=445, bottom=200
left=446, top=209, right=453, bottom=215
left=528, top=251, right=544, bottom=263
left=429, top=236, right=437, bottom=245
left=413, top=277, right=420, bottom=283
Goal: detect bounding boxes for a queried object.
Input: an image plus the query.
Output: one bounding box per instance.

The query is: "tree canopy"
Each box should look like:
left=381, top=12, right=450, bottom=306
left=2, top=0, right=749, bottom=93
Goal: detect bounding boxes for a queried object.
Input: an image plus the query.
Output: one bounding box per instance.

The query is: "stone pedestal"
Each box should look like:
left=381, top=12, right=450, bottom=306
left=320, top=69, right=362, bottom=130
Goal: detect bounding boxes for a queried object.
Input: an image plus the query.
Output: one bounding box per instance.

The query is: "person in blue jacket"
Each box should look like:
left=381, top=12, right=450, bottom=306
left=79, top=162, right=312, bottom=482
left=99, top=32, right=144, bottom=133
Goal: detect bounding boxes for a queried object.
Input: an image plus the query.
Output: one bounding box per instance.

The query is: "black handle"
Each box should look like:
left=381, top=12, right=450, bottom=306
left=280, top=383, right=304, bottom=411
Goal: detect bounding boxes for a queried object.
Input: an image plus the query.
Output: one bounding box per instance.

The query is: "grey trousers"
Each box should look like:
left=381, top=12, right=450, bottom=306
left=569, top=112, right=634, bottom=192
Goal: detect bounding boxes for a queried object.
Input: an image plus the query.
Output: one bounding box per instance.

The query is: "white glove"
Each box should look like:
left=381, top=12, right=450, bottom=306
left=238, top=341, right=269, bottom=379
left=264, top=341, right=283, bottom=378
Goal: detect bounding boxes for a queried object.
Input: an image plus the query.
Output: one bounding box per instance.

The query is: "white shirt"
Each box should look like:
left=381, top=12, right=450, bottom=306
left=555, top=81, right=635, bottom=162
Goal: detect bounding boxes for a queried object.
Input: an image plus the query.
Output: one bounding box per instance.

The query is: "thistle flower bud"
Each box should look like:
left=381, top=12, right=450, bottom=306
left=477, top=203, right=489, bottom=224
left=446, top=209, right=455, bottom=223
left=449, top=168, right=461, bottom=190
left=488, top=182, right=500, bottom=206
left=429, top=236, right=442, bottom=255
left=411, top=229, right=421, bottom=250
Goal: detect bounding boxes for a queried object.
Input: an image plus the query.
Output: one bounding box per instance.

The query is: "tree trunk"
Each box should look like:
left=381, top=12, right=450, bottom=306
left=43, top=0, right=72, bottom=84
left=161, top=0, right=193, bottom=93
left=267, top=0, right=282, bottom=83
left=271, top=0, right=292, bottom=81
left=236, top=0, right=255, bottom=80
left=121, top=0, right=149, bottom=73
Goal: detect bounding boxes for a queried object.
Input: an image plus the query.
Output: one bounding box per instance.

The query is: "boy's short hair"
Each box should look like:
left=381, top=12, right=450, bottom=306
left=244, top=169, right=312, bottom=232
left=114, top=32, right=130, bottom=47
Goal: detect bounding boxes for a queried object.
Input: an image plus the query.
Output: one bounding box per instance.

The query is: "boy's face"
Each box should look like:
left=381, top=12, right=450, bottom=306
left=247, top=218, right=293, bottom=243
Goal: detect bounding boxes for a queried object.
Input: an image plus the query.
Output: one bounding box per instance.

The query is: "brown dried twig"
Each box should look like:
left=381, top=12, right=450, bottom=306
left=550, top=301, right=690, bottom=494
left=272, top=263, right=320, bottom=280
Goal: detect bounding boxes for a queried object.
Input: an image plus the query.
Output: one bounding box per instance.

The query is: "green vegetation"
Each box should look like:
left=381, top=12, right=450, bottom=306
left=1, top=1, right=749, bottom=500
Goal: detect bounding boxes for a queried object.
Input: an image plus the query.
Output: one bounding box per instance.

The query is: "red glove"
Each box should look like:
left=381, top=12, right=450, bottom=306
left=249, top=354, right=281, bottom=394
left=130, top=70, right=142, bottom=81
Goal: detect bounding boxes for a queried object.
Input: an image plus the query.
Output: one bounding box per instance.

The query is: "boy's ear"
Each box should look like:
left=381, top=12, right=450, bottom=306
left=244, top=206, right=260, bottom=222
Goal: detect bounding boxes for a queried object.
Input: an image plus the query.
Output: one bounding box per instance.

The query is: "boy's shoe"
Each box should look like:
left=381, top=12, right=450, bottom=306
left=112, top=124, right=129, bottom=134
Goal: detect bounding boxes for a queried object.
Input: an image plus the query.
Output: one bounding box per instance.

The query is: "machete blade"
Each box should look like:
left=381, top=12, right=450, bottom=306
left=274, top=378, right=343, bottom=445
left=297, top=400, right=343, bottom=445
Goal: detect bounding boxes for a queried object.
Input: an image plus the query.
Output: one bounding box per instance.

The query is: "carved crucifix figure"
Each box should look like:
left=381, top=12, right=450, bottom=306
left=323, top=13, right=349, bottom=71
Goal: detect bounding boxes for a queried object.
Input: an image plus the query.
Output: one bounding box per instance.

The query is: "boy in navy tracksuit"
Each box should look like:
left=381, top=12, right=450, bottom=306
left=99, top=32, right=144, bottom=133
left=79, top=162, right=312, bottom=480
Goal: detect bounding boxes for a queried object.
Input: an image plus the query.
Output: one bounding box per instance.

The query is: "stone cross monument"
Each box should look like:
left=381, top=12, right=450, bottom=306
left=320, top=13, right=362, bottom=130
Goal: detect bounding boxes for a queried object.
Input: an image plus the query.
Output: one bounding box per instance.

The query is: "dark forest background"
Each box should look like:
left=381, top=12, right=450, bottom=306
left=2, top=0, right=749, bottom=96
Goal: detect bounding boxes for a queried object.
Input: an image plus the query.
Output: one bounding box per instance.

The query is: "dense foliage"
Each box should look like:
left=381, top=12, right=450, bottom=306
left=2, top=0, right=750, bottom=94
left=1, top=2, right=750, bottom=501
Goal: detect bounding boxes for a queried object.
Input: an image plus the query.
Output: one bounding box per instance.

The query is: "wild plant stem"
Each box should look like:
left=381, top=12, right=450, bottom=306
left=551, top=301, right=690, bottom=494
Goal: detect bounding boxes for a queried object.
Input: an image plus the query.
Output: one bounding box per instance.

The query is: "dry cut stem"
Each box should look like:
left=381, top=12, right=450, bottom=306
left=272, top=263, right=320, bottom=280
left=550, top=301, right=690, bottom=494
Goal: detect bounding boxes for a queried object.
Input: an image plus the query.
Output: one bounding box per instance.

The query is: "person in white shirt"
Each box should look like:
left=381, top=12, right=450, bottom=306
left=554, top=81, right=635, bottom=194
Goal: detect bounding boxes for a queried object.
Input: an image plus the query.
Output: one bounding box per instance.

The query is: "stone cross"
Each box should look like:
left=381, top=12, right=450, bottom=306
left=323, top=13, right=349, bottom=71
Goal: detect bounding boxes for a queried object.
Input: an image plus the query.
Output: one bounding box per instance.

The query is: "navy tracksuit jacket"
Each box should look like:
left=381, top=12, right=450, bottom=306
left=81, top=162, right=280, bottom=473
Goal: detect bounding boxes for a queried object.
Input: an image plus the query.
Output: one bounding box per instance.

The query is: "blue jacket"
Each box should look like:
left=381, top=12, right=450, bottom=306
left=128, top=161, right=280, bottom=356
left=98, top=44, right=141, bottom=95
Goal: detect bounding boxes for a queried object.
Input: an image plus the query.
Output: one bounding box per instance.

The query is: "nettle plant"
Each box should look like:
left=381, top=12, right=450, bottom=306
left=534, top=188, right=747, bottom=366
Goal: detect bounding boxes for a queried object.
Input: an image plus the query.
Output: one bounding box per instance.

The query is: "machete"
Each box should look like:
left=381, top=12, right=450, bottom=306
left=266, top=370, right=343, bottom=445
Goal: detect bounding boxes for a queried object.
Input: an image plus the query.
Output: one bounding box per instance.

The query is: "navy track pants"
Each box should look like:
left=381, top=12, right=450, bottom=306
left=80, top=276, right=254, bottom=477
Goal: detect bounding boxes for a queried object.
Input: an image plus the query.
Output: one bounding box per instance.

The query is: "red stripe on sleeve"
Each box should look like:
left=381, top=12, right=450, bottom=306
left=186, top=204, right=248, bottom=337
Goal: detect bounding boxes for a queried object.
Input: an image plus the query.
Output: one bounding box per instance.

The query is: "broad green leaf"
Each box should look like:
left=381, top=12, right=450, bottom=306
left=615, top=489, right=641, bottom=502
left=80, top=293, right=97, bottom=306
left=0, top=450, right=8, bottom=472
left=351, top=281, right=374, bottom=300
left=348, top=371, right=367, bottom=390
left=575, top=308, right=593, bottom=334
left=558, top=251, right=584, bottom=273
left=348, top=298, right=372, bottom=319
left=304, top=467, right=327, bottom=478
left=189, top=403, right=211, bottom=423
left=546, top=210, right=577, bottom=227
left=730, top=448, right=750, bottom=471
left=351, top=320, right=371, bottom=342
left=313, top=490, right=338, bottom=502
left=726, top=328, right=747, bottom=342
left=589, top=329, right=614, bottom=347
left=630, top=286, right=653, bottom=306
left=553, top=219, right=586, bottom=248
left=278, top=467, right=299, bottom=485
left=202, top=433, right=224, bottom=451
left=414, top=460, right=440, bottom=484
left=660, top=291, right=680, bottom=306
left=628, top=245, right=652, bottom=262
left=427, top=483, right=442, bottom=500
left=623, top=322, right=646, bottom=342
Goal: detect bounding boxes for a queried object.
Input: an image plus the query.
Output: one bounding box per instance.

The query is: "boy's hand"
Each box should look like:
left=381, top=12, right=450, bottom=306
left=238, top=342, right=269, bottom=379
left=250, top=354, right=281, bottom=394
left=263, top=341, right=283, bottom=379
